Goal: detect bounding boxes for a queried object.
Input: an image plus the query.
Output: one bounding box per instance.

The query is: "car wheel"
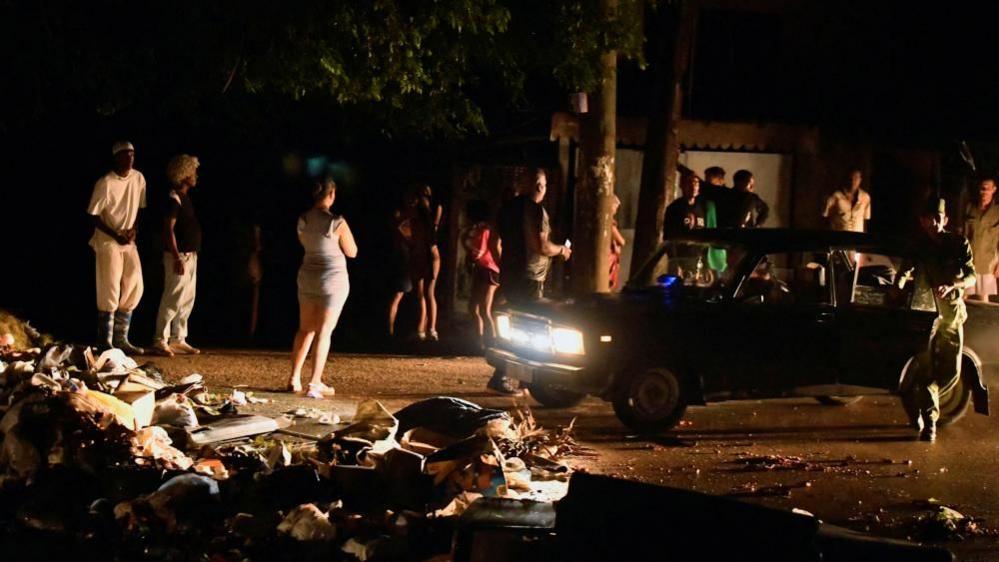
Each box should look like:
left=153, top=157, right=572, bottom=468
left=526, top=383, right=586, bottom=408
left=814, top=396, right=864, bottom=406
left=612, top=367, right=687, bottom=433
left=900, top=364, right=973, bottom=427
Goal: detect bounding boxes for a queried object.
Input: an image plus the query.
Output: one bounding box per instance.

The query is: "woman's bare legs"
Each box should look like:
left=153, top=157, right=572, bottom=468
left=482, top=283, right=497, bottom=339
left=289, top=301, right=319, bottom=391
left=470, top=280, right=485, bottom=338
left=414, top=279, right=427, bottom=336
left=427, top=246, right=441, bottom=336
left=387, top=291, right=405, bottom=336
left=308, top=307, right=338, bottom=388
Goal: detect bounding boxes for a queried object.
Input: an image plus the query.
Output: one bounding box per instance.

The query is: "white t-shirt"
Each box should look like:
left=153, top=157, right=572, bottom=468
left=87, top=169, right=147, bottom=246
left=822, top=188, right=871, bottom=232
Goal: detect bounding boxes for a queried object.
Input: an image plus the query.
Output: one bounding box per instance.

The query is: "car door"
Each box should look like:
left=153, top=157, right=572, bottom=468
left=832, top=249, right=934, bottom=390
left=726, top=250, right=840, bottom=396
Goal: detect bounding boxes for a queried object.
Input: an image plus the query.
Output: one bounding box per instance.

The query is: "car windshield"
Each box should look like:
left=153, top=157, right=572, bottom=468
left=629, top=240, right=748, bottom=296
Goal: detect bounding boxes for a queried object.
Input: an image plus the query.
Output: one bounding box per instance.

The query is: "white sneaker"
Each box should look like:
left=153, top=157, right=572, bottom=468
left=151, top=340, right=175, bottom=357
left=170, top=340, right=201, bottom=355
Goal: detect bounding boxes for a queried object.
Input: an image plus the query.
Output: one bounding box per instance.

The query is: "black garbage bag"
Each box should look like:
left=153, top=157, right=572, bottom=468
left=393, top=397, right=508, bottom=439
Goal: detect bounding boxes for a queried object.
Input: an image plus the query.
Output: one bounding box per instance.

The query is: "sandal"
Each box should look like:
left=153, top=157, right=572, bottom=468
left=306, top=382, right=335, bottom=399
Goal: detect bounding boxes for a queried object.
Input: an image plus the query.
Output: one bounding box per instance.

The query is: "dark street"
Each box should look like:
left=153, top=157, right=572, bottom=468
left=158, top=349, right=999, bottom=560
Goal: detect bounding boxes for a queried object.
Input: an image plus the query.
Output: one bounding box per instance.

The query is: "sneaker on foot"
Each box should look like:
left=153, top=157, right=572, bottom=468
left=487, top=372, right=524, bottom=396
left=428, top=330, right=439, bottom=341
left=416, top=332, right=427, bottom=341
left=919, top=424, right=937, bottom=442
left=170, top=340, right=201, bottom=355
left=150, top=340, right=175, bottom=357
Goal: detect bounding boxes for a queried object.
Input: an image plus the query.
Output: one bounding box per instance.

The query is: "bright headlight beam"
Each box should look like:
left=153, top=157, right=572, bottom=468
left=552, top=327, right=585, bottom=355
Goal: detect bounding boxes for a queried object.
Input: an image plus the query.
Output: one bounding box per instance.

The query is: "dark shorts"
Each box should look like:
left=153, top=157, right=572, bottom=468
left=473, top=265, right=500, bottom=289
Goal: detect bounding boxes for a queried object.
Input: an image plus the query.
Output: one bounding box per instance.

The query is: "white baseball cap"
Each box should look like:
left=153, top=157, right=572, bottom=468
left=112, top=141, right=135, bottom=156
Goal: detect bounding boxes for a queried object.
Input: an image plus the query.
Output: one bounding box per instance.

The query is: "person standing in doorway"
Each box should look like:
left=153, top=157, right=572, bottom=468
left=962, top=176, right=999, bottom=301
left=732, top=169, right=769, bottom=228
left=152, top=154, right=202, bottom=356
left=663, top=171, right=705, bottom=239
left=87, top=141, right=146, bottom=354
left=822, top=168, right=871, bottom=232
left=289, top=178, right=358, bottom=398
left=487, top=168, right=571, bottom=394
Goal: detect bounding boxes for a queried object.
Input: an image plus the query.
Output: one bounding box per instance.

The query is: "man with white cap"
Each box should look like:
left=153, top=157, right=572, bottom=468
left=87, top=141, right=147, bottom=354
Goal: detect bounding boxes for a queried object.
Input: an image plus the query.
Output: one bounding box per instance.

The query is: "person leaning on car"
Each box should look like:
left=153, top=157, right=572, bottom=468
left=894, top=198, right=976, bottom=443
left=962, top=175, right=999, bottom=301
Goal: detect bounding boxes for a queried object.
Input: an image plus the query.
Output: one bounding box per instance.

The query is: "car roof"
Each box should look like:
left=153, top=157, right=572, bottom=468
left=669, top=228, right=913, bottom=254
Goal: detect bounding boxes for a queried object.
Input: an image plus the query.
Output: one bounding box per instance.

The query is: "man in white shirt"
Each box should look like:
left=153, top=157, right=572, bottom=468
left=822, top=168, right=872, bottom=232
left=87, top=141, right=147, bottom=353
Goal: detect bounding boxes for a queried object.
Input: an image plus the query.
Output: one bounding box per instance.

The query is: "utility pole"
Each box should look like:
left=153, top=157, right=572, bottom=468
left=572, top=0, right=618, bottom=295
left=630, top=0, right=695, bottom=277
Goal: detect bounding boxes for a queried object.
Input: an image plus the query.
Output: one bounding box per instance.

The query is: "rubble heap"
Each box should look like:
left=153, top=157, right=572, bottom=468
left=0, top=344, right=582, bottom=561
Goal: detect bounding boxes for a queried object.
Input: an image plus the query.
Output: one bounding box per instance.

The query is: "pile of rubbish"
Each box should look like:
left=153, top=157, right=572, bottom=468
left=0, top=344, right=582, bottom=561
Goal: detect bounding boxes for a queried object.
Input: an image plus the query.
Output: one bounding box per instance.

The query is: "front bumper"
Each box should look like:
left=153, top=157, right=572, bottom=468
left=485, top=346, right=598, bottom=392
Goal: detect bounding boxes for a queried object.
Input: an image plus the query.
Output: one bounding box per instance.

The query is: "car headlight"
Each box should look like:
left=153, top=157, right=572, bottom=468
left=552, top=327, right=585, bottom=355
left=496, top=314, right=511, bottom=340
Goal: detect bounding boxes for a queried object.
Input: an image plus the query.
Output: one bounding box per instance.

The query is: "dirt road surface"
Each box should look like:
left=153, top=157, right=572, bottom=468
left=156, top=349, right=999, bottom=560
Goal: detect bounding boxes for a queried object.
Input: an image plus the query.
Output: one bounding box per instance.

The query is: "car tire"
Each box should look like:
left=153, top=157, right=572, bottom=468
left=612, top=367, right=687, bottom=433
left=900, top=363, right=973, bottom=427
left=527, top=383, right=586, bottom=408
left=815, top=396, right=864, bottom=406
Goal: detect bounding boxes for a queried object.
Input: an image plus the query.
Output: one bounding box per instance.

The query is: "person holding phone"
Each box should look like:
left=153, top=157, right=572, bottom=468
left=487, top=168, right=571, bottom=394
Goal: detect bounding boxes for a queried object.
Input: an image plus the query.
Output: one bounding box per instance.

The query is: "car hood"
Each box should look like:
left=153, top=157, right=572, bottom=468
left=502, top=290, right=678, bottom=330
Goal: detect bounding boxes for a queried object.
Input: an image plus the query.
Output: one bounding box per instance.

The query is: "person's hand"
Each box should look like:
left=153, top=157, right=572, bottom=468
left=173, top=257, right=185, bottom=275
left=561, top=246, right=572, bottom=261
left=936, top=284, right=955, bottom=298
left=125, top=228, right=137, bottom=243
left=115, top=230, right=131, bottom=245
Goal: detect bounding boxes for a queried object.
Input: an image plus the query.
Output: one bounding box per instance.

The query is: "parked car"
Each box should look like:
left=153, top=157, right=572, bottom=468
left=485, top=229, right=991, bottom=432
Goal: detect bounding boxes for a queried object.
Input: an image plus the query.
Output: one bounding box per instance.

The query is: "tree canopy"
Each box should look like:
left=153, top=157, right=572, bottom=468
left=2, top=0, right=649, bottom=138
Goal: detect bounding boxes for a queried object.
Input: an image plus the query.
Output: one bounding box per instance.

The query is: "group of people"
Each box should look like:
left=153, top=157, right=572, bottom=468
left=86, top=142, right=360, bottom=400
left=387, top=185, right=443, bottom=341
left=664, top=166, right=771, bottom=239
left=87, top=142, right=202, bottom=358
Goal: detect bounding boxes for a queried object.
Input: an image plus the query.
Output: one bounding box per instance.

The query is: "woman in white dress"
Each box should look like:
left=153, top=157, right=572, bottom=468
left=289, top=178, right=358, bottom=398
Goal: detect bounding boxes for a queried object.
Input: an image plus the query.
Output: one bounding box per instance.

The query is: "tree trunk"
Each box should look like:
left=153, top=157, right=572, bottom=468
left=630, top=0, right=695, bottom=278
left=572, top=0, right=618, bottom=295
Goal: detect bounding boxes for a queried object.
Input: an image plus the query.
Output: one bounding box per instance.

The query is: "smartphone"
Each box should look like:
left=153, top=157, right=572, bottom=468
left=564, top=239, right=572, bottom=249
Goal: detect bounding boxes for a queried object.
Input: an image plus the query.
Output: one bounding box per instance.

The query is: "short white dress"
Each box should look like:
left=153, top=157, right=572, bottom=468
left=297, top=210, right=350, bottom=323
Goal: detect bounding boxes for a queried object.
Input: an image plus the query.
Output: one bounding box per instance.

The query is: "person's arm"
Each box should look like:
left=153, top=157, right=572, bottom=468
left=488, top=225, right=502, bottom=264
left=821, top=195, right=834, bottom=228
left=337, top=220, right=358, bottom=258
left=164, top=214, right=184, bottom=274
left=611, top=223, right=626, bottom=251
left=956, top=238, right=977, bottom=290
left=434, top=204, right=443, bottom=232
left=756, top=197, right=770, bottom=227
left=525, top=206, right=568, bottom=259
left=297, top=216, right=307, bottom=246
left=91, top=215, right=128, bottom=244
